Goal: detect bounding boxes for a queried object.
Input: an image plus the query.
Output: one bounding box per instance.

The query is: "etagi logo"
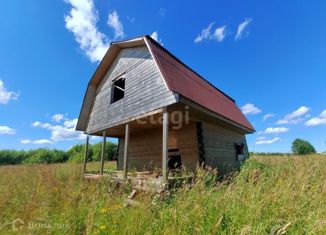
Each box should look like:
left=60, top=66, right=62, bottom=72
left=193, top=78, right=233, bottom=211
left=136, top=105, right=190, bottom=129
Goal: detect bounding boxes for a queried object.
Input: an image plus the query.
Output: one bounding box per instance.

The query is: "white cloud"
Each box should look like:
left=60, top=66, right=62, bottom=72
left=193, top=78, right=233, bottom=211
left=256, top=136, right=267, bottom=141
left=150, top=31, right=159, bottom=41
left=32, top=121, right=51, bottom=129
left=194, top=23, right=213, bottom=43
left=33, top=139, right=53, bottom=144
left=52, top=114, right=65, bottom=123
left=0, top=126, right=15, bottom=135
left=241, top=103, right=262, bottom=115
left=276, top=106, right=310, bottom=124
left=263, top=127, right=289, bottom=134
left=263, top=113, right=275, bottom=121
left=0, top=80, right=19, bottom=104
left=214, top=25, right=226, bottom=42
left=150, top=31, right=163, bottom=45
left=194, top=23, right=227, bottom=43
left=63, top=118, right=77, bottom=128
left=255, top=137, right=280, bottom=145
left=64, top=0, right=109, bottom=62
left=21, top=140, right=31, bottom=144
left=32, top=121, right=41, bottom=127
left=305, top=109, right=326, bottom=126
left=31, top=117, right=85, bottom=142
left=235, top=18, right=252, bottom=40
left=107, top=11, right=125, bottom=40
left=320, top=110, right=326, bottom=118
left=21, top=139, right=53, bottom=145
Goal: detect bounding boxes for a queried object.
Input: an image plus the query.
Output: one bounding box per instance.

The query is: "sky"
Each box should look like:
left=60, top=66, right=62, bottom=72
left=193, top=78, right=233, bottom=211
left=0, top=0, right=325, bottom=152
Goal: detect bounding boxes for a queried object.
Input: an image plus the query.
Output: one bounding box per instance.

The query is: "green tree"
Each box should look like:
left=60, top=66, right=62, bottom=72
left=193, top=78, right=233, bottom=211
left=92, top=142, right=118, bottom=161
left=67, top=144, right=93, bottom=163
left=22, top=148, right=68, bottom=164
left=292, top=139, right=316, bottom=155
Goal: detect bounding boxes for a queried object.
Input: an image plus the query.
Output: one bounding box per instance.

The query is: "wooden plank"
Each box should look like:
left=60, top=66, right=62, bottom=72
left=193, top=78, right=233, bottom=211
left=123, top=124, right=130, bottom=179
left=117, top=121, right=199, bottom=171
left=86, top=92, right=177, bottom=134
left=201, top=121, right=248, bottom=172
left=180, top=96, right=253, bottom=134
left=162, top=109, right=168, bottom=182
left=100, top=131, right=106, bottom=175
left=82, top=136, right=89, bottom=175
left=84, top=46, right=179, bottom=134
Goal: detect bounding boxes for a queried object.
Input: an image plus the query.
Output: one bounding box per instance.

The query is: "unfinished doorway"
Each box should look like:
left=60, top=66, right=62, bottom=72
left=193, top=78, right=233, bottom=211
left=168, top=148, right=182, bottom=169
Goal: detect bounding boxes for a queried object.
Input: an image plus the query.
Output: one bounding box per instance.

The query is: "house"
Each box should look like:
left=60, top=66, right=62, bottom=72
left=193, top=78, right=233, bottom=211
left=76, top=35, right=254, bottom=181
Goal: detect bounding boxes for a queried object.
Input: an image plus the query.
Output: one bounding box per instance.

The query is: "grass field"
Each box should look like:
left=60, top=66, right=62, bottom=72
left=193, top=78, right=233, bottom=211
left=0, top=155, right=325, bottom=234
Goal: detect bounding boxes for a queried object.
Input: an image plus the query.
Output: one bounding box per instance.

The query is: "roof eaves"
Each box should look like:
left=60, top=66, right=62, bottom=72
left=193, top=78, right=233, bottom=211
left=144, top=35, right=235, bottom=103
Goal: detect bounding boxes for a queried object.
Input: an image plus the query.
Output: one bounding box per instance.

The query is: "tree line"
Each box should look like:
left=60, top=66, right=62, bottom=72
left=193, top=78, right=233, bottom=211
left=0, top=142, right=118, bottom=165
left=251, top=138, right=317, bottom=156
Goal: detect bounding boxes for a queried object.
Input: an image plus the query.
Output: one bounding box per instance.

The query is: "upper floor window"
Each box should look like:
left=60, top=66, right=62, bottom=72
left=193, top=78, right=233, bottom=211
left=111, top=77, right=125, bottom=103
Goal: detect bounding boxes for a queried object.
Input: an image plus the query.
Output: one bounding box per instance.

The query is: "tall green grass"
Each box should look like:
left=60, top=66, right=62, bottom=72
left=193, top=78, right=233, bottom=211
left=0, top=155, right=325, bottom=234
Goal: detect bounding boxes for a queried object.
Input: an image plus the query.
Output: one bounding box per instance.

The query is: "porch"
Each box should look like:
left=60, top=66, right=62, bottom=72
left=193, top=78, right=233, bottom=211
left=82, top=105, right=198, bottom=185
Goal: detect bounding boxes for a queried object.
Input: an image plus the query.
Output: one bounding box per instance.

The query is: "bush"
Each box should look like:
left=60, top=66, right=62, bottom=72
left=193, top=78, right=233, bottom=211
left=67, top=144, right=93, bottom=163
left=91, top=142, right=118, bottom=161
left=292, top=138, right=316, bottom=155
left=0, top=150, right=29, bottom=165
left=0, top=141, right=118, bottom=165
left=22, top=149, right=68, bottom=164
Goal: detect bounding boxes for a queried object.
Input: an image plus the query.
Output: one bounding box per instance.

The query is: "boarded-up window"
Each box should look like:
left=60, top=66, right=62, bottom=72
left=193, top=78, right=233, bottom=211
left=111, top=77, right=125, bottom=103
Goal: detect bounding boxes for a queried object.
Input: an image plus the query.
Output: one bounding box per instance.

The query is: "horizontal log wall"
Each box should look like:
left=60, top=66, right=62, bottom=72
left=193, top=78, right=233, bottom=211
left=202, top=122, right=248, bottom=174
left=86, top=46, right=178, bottom=133
left=117, top=122, right=199, bottom=171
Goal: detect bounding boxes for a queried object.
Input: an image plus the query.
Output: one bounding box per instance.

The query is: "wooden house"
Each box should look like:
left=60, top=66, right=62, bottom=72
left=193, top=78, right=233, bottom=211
left=76, top=35, right=254, bottom=180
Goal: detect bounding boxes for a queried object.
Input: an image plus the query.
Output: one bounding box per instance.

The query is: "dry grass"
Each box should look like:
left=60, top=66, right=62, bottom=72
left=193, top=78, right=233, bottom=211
left=0, top=155, right=325, bottom=234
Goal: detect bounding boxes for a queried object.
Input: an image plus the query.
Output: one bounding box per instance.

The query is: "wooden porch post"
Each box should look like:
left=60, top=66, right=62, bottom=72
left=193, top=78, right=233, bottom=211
left=83, top=135, right=89, bottom=176
left=100, top=131, right=106, bottom=175
left=162, top=108, right=169, bottom=183
left=123, top=123, right=130, bottom=180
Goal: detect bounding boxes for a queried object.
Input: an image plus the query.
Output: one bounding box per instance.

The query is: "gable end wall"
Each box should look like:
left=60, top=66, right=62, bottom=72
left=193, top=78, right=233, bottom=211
left=86, top=46, right=178, bottom=133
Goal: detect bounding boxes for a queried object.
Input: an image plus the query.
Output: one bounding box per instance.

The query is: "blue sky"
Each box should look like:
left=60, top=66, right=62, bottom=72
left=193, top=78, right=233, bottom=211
left=0, top=0, right=325, bottom=152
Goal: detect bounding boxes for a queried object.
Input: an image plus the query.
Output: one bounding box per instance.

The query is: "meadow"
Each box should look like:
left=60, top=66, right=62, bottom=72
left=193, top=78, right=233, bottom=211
left=0, top=155, right=325, bottom=234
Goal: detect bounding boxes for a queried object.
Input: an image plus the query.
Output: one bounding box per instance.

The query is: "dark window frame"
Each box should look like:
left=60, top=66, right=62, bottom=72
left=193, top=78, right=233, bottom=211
left=234, top=143, right=245, bottom=161
left=110, top=77, right=125, bottom=104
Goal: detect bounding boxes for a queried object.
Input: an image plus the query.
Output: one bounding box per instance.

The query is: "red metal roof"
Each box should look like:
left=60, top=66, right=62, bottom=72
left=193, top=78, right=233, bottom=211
left=145, top=36, right=254, bottom=132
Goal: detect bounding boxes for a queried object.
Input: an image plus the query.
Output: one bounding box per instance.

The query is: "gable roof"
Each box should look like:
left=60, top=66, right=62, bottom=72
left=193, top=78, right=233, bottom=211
left=76, top=35, right=254, bottom=133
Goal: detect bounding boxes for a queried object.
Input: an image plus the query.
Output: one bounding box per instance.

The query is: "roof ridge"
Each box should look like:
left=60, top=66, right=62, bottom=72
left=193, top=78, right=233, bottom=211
left=144, top=35, right=235, bottom=103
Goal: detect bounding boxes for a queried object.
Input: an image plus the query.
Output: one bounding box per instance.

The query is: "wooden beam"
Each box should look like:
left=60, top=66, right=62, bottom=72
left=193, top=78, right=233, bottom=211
left=100, top=131, right=106, bottom=175
left=162, top=108, right=169, bottom=183
left=85, top=108, right=164, bottom=135
left=123, top=124, right=130, bottom=180
left=83, top=135, right=89, bottom=175
left=179, top=96, right=254, bottom=134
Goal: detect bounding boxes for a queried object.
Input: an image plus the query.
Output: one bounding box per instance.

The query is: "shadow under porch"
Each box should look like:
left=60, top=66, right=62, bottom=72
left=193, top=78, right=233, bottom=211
left=82, top=106, right=199, bottom=184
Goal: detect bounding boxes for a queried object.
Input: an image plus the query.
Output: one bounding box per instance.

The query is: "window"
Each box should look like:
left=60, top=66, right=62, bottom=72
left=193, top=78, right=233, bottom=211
left=235, top=143, right=245, bottom=161
left=111, top=77, right=125, bottom=103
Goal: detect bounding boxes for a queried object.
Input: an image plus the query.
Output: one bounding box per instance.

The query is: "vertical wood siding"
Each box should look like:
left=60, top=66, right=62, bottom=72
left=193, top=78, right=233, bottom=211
left=86, top=46, right=178, bottom=133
